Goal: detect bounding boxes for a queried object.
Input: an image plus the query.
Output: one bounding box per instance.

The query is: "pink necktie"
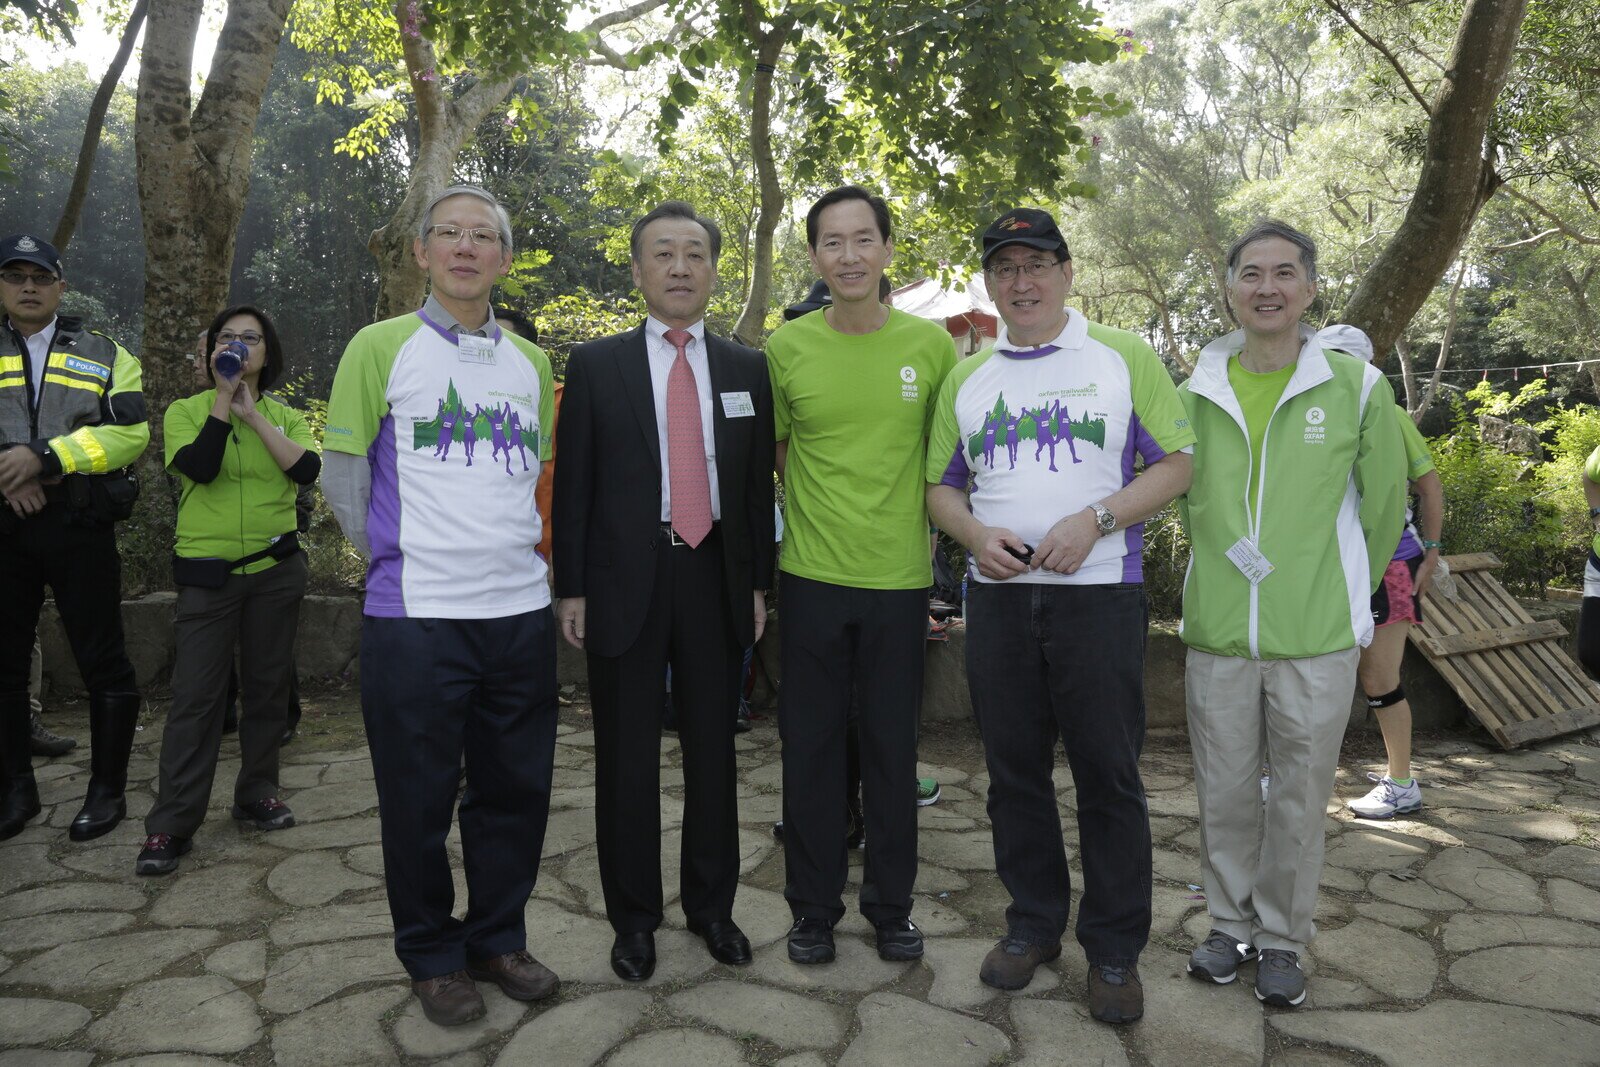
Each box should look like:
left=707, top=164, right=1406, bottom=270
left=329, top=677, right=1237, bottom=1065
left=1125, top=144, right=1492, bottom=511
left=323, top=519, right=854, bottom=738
left=664, top=328, right=713, bottom=548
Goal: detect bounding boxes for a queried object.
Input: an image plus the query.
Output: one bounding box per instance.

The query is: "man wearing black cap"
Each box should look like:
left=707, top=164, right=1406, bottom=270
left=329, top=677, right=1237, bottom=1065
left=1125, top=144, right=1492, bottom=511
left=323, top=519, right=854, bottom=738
left=0, top=233, right=149, bottom=842
left=925, top=209, right=1193, bottom=1022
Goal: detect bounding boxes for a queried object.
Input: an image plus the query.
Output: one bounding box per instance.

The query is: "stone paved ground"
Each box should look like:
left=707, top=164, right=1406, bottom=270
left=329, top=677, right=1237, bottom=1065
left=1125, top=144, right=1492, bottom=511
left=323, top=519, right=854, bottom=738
left=3, top=693, right=1600, bottom=1066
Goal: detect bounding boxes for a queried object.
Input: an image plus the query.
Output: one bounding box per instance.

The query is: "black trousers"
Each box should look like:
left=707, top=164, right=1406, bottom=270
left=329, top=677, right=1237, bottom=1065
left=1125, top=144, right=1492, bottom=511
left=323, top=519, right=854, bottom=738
left=779, top=574, right=925, bottom=925
left=588, top=527, right=742, bottom=934
left=0, top=507, right=136, bottom=696
left=965, top=581, right=1152, bottom=965
left=361, top=609, right=558, bottom=980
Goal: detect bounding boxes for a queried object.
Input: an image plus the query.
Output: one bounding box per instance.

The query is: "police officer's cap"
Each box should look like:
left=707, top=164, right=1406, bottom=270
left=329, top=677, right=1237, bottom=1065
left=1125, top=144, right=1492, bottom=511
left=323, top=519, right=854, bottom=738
left=0, top=234, right=63, bottom=277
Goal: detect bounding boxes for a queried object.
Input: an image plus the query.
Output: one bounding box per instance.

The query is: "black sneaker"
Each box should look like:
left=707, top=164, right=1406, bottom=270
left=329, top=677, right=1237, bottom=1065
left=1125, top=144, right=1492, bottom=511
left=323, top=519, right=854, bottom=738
left=787, top=918, right=835, bottom=964
left=136, top=833, right=192, bottom=876
left=232, top=797, right=296, bottom=830
left=874, top=918, right=924, bottom=961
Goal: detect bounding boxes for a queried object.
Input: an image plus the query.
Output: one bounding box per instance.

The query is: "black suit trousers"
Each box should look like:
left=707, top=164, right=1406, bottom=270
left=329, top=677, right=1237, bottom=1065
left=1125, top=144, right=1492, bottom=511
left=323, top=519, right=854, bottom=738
left=588, top=527, right=742, bottom=935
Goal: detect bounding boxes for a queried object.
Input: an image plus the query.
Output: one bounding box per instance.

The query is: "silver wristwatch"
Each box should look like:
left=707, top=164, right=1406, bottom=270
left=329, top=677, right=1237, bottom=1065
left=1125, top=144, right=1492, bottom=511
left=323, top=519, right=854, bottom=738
left=1089, top=503, right=1117, bottom=534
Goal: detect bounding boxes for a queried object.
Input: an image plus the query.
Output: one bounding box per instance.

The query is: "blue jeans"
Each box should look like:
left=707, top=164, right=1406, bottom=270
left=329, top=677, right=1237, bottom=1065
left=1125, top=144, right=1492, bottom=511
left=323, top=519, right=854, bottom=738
left=965, top=581, right=1152, bottom=965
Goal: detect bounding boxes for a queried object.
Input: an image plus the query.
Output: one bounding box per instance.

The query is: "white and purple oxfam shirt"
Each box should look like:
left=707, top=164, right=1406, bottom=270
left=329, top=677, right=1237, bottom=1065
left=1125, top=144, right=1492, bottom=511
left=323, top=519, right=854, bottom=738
left=323, top=311, right=555, bottom=618
left=924, top=312, right=1195, bottom=585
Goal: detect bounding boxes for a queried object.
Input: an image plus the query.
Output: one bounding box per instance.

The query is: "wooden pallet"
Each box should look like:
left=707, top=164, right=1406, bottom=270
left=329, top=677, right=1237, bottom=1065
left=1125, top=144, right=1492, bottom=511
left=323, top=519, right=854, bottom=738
left=1408, top=552, right=1600, bottom=749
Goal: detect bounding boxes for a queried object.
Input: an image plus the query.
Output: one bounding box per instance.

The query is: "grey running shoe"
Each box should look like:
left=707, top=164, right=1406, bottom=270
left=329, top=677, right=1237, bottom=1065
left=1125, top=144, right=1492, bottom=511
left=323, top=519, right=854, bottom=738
left=1254, top=948, right=1306, bottom=1006
left=1186, top=930, right=1259, bottom=984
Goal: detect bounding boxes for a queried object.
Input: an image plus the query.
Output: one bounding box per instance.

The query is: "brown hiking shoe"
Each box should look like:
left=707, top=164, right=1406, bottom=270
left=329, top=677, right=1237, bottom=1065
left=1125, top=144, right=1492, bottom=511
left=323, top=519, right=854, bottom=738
left=1088, top=962, right=1144, bottom=1024
left=412, top=970, right=486, bottom=1026
left=979, top=936, right=1062, bottom=990
left=467, top=950, right=559, bottom=1001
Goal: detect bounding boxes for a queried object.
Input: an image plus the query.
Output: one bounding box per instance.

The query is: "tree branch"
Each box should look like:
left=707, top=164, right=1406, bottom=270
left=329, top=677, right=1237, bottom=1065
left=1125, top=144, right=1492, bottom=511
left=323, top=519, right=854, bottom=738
left=54, top=0, right=147, bottom=251
left=1501, top=186, right=1600, bottom=245
left=1322, top=0, right=1433, bottom=116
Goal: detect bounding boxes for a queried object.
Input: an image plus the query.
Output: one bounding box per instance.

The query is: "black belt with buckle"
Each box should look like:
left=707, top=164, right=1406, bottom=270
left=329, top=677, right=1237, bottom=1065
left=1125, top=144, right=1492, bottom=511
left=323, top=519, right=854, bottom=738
left=659, top=522, right=718, bottom=547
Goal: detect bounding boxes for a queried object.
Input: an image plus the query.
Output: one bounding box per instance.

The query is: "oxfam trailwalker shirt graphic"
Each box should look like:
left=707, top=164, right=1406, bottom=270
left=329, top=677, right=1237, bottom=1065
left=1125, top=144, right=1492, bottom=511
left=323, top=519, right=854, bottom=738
left=926, top=312, right=1195, bottom=585
left=323, top=312, right=555, bottom=619
left=768, top=307, right=958, bottom=590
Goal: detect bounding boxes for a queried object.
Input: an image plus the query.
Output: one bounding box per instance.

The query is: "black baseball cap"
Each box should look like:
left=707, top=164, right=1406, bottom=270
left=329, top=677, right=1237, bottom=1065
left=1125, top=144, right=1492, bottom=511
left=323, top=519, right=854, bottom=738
left=980, top=209, right=1070, bottom=266
left=0, top=233, right=63, bottom=276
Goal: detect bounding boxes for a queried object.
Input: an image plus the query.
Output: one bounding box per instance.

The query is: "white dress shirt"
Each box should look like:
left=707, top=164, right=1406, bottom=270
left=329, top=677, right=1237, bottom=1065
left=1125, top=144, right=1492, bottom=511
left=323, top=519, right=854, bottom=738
left=644, top=315, right=720, bottom=522
left=13, top=315, right=56, bottom=404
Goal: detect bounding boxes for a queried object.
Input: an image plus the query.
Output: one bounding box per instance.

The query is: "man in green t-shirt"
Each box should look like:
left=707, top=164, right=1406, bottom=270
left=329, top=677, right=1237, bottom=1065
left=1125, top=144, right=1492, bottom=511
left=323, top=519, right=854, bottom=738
left=768, top=186, right=957, bottom=966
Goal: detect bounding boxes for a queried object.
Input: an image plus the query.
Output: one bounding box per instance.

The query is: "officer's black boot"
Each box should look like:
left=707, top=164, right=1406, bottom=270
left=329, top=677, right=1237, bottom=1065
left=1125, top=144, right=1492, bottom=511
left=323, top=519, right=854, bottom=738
left=70, top=690, right=140, bottom=841
left=1, top=691, right=42, bottom=841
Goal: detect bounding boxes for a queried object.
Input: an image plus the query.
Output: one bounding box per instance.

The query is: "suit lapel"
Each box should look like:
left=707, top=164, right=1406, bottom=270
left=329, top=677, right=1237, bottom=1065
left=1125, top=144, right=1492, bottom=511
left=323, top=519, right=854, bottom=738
left=616, top=324, right=661, bottom=474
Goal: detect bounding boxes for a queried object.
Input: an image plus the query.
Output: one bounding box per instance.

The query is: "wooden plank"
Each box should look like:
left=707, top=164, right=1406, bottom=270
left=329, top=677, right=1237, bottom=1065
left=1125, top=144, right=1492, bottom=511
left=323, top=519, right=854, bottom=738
left=1429, top=585, right=1542, bottom=720
left=1416, top=619, right=1567, bottom=657
left=1450, top=575, right=1570, bottom=718
left=1443, top=553, right=1504, bottom=573
left=1466, top=577, right=1600, bottom=708
left=1497, top=704, right=1600, bottom=747
left=1417, top=592, right=1525, bottom=726
left=1454, top=577, right=1589, bottom=713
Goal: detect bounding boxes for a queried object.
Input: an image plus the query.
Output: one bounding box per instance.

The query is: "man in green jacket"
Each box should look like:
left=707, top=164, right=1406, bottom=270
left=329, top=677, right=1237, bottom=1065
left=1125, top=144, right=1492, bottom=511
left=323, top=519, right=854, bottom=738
left=1177, top=220, right=1405, bottom=1008
left=0, top=232, right=149, bottom=842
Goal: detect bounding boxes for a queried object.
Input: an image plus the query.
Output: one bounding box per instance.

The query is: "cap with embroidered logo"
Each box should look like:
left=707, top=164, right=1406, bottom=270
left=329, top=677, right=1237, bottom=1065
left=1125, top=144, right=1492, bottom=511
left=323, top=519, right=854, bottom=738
left=0, top=233, right=63, bottom=277
left=980, top=209, right=1070, bottom=267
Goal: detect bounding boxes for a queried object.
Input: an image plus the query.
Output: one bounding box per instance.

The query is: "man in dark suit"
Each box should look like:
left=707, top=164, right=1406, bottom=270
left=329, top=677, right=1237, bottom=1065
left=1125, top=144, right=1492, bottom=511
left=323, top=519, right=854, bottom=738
left=554, top=201, right=775, bottom=982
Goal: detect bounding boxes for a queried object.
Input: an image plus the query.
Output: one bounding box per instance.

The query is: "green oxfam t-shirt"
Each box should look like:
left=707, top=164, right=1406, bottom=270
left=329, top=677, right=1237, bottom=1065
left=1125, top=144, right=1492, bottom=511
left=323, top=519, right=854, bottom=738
left=768, top=306, right=958, bottom=589
left=1228, top=355, right=1297, bottom=523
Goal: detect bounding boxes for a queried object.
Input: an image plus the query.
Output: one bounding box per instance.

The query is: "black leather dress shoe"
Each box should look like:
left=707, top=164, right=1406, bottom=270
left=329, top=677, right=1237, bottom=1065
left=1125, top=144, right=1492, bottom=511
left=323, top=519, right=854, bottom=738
left=610, top=931, right=656, bottom=982
left=690, top=919, right=752, bottom=965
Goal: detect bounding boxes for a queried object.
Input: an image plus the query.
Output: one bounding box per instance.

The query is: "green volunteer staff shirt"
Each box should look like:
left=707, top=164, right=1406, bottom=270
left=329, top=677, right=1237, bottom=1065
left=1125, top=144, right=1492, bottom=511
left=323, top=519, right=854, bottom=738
left=165, top=390, right=317, bottom=573
left=1587, top=444, right=1600, bottom=557
left=1228, top=355, right=1297, bottom=524
left=768, top=306, right=958, bottom=589
left=1396, top=408, right=1435, bottom=481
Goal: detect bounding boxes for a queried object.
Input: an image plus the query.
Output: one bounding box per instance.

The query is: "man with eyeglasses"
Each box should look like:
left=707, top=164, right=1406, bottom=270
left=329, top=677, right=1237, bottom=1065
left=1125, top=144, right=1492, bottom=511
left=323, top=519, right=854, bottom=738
left=322, top=187, right=560, bottom=1027
left=0, top=233, right=149, bottom=843
left=925, top=209, right=1193, bottom=1023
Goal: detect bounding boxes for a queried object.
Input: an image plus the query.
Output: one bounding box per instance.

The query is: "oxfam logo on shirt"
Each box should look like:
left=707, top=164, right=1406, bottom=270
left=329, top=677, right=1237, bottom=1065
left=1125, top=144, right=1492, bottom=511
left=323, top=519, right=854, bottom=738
left=900, top=366, right=917, bottom=383
left=1304, top=405, right=1327, bottom=445
left=1305, top=407, right=1326, bottom=425
left=899, top=365, right=920, bottom=402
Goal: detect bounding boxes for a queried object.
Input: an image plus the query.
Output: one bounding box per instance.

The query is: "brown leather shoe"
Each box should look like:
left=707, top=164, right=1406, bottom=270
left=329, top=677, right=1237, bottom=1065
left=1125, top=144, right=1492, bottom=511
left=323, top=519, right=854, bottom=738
left=1088, top=962, right=1144, bottom=1024
left=979, top=936, right=1062, bottom=990
left=467, top=950, right=559, bottom=1002
left=412, top=971, right=486, bottom=1026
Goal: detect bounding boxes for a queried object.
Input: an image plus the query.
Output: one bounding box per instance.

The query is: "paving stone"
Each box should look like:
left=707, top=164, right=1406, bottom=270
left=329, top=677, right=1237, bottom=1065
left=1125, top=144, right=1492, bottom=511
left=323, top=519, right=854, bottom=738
left=5, top=928, right=220, bottom=992
left=393, top=986, right=528, bottom=1058
left=911, top=863, right=971, bottom=895
left=281, top=779, right=379, bottom=823
left=269, top=899, right=393, bottom=946
left=839, top=991, right=1010, bottom=1067
left=1450, top=945, right=1600, bottom=1015
left=344, top=842, right=386, bottom=876
left=267, top=849, right=380, bottom=907
left=492, top=989, right=650, bottom=1066
left=148, top=862, right=274, bottom=928
left=1322, top=828, right=1432, bottom=870
left=774, top=1054, right=829, bottom=1067
left=55, top=840, right=148, bottom=878
left=1366, top=870, right=1466, bottom=911
left=0, top=951, right=10, bottom=976
left=1318, top=864, right=1366, bottom=893
left=1423, top=784, right=1520, bottom=811
left=1441, top=912, right=1600, bottom=953
left=262, top=815, right=383, bottom=849
left=521, top=898, right=711, bottom=986
left=608, top=1028, right=747, bottom=1067
left=1011, top=999, right=1129, bottom=1067
left=667, top=980, right=848, bottom=1049
left=1352, top=901, right=1429, bottom=929
left=0, top=881, right=146, bottom=920
left=0, top=996, right=92, bottom=1044
left=270, top=984, right=408, bottom=1067
left=1271, top=999, right=1600, bottom=1067
left=1533, top=844, right=1600, bottom=888
left=918, top=828, right=995, bottom=870
left=1138, top=949, right=1265, bottom=1067
left=259, top=936, right=406, bottom=1013
left=1419, top=848, right=1540, bottom=913
left=1433, top=807, right=1581, bottom=842
left=921, top=936, right=1059, bottom=1009
left=1268, top=1049, right=1366, bottom=1067
left=1456, top=831, right=1525, bottom=857
left=835, top=894, right=968, bottom=940
left=87, top=976, right=261, bottom=1055
left=0, top=843, right=70, bottom=893
left=0, top=909, right=134, bottom=951
left=321, top=758, right=375, bottom=784
left=279, top=763, right=324, bottom=789
left=103, top=1057, right=239, bottom=1066
left=205, top=939, right=267, bottom=984
left=748, top=932, right=906, bottom=993
left=541, top=805, right=600, bottom=855
left=1301, top=976, right=1379, bottom=1009
left=1310, top=919, right=1435, bottom=1000
left=1549, top=877, right=1600, bottom=921
left=0, top=1052, right=92, bottom=1067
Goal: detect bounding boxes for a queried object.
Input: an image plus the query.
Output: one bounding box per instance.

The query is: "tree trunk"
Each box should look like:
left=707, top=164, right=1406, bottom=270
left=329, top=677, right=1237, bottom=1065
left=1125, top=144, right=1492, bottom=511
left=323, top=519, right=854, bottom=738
left=135, top=0, right=293, bottom=414
left=368, top=3, right=515, bottom=320
left=731, top=18, right=793, bottom=346
left=1396, top=338, right=1417, bottom=413
left=1339, top=0, right=1527, bottom=363
left=54, top=0, right=148, bottom=252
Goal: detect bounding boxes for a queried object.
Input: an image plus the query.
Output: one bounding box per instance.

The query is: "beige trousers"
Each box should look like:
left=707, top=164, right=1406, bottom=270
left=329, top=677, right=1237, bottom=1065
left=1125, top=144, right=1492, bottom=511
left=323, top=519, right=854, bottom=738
left=1184, top=646, right=1357, bottom=954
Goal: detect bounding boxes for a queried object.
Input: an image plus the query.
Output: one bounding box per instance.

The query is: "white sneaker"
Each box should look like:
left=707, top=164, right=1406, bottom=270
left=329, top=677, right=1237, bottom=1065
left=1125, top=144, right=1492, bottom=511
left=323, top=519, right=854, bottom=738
left=1348, top=772, right=1422, bottom=819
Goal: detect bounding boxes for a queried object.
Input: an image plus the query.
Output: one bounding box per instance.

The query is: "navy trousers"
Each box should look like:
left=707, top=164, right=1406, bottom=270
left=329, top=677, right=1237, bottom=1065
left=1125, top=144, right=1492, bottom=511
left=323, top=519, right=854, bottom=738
left=361, top=609, right=558, bottom=980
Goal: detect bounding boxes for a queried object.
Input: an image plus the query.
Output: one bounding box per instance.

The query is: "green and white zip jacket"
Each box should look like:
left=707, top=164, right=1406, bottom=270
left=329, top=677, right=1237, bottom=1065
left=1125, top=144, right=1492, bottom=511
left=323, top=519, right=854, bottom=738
left=1176, top=325, right=1406, bottom=660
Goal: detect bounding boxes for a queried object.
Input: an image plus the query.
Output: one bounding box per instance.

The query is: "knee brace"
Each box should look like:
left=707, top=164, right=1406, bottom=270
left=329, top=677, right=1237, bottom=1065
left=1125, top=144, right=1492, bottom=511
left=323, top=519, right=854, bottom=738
left=1365, top=685, right=1405, bottom=709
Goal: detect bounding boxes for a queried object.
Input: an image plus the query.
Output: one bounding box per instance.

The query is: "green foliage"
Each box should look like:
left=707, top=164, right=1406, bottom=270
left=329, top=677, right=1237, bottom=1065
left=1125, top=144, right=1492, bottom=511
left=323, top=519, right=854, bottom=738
left=527, top=289, right=643, bottom=377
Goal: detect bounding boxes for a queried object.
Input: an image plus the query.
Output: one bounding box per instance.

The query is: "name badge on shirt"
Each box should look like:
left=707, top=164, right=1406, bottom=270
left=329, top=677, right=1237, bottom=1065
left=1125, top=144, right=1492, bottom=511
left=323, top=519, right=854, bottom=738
left=1225, top=537, right=1275, bottom=585
left=457, top=335, right=496, bottom=364
left=720, top=391, right=755, bottom=418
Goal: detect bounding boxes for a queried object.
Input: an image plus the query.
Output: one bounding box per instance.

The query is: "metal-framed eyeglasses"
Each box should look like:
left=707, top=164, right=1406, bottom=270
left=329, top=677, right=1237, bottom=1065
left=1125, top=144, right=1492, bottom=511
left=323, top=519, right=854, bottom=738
left=985, top=259, right=1064, bottom=282
left=0, top=269, right=60, bottom=287
left=217, top=330, right=264, bottom=346
left=425, top=225, right=504, bottom=248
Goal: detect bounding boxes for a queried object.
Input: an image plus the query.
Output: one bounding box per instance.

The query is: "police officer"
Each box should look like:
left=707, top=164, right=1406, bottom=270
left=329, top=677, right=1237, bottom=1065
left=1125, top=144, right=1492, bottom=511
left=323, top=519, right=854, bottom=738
left=0, top=233, right=149, bottom=841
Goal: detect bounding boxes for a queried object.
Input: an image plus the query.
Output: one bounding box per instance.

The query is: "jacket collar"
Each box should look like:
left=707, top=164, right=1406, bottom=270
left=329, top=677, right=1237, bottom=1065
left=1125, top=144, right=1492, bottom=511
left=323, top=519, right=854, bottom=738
left=1189, top=323, right=1365, bottom=412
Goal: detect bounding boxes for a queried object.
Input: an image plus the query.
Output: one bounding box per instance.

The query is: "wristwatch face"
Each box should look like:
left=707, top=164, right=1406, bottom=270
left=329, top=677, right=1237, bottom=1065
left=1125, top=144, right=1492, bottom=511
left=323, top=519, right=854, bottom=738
left=1094, top=505, right=1115, bottom=533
